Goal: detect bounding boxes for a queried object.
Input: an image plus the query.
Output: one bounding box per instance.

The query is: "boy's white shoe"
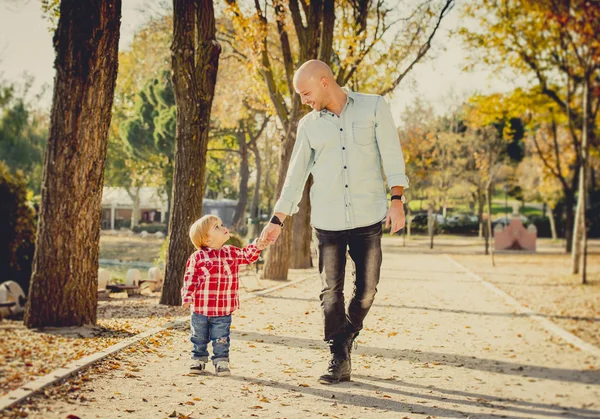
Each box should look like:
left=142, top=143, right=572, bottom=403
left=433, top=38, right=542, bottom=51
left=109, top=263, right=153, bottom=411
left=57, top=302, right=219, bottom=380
left=189, top=360, right=206, bottom=375
left=215, top=361, right=231, bottom=376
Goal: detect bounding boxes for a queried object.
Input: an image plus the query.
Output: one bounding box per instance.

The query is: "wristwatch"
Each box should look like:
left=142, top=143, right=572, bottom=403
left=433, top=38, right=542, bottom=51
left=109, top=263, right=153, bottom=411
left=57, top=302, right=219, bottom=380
left=391, top=194, right=406, bottom=204
left=270, top=215, right=284, bottom=228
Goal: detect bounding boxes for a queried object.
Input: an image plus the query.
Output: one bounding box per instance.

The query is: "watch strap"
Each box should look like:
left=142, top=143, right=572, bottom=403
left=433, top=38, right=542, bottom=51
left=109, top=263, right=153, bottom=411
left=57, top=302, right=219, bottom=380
left=270, top=215, right=284, bottom=228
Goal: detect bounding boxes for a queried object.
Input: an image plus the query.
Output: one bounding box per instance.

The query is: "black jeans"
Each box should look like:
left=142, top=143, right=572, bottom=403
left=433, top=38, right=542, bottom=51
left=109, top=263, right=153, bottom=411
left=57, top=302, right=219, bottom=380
left=315, top=222, right=383, bottom=342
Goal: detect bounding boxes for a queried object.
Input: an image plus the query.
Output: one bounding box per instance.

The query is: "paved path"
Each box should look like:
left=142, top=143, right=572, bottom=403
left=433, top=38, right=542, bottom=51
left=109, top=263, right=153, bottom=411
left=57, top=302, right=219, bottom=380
left=20, top=250, right=600, bottom=419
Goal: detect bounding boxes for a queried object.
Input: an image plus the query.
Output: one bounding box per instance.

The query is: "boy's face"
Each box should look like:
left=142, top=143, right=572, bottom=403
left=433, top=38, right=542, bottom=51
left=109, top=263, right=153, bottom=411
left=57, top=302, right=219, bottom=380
left=205, top=218, right=230, bottom=249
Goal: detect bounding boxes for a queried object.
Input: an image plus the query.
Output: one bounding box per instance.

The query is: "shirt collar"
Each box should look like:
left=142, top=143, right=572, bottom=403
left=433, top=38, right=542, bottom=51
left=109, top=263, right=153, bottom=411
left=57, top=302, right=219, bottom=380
left=318, top=87, right=355, bottom=118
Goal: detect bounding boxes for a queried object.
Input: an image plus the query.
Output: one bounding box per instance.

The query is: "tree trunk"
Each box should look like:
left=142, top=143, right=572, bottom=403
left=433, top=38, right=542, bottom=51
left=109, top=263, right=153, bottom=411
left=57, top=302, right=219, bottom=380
left=427, top=206, right=435, bottom=249
left=571, top=178, right=585, bottom=275
left=263, top=103, right=300, bottom=280
left=249, top=142, right=261, bottom=237
left=406, top=204, right=411, bottom=239
left=24, top=0, right=121, bottom=328
left=127, top=186, right=141, bottom=229
left=160, top=0, right=221, bottom=305
left=564, top=191, right=575, bottom=253
left=164, top=161, right=173, bottom=234
left=486, top=182, right=495, bottom=266
left=548, top=204, right=558, bottom=240
left=477, top=188, right=484, bottom=238
left=232, top=129, right=249, bottom=233
left=290, top=177, right=313, bottom=268
left=571, top=79, right=589, bottom=281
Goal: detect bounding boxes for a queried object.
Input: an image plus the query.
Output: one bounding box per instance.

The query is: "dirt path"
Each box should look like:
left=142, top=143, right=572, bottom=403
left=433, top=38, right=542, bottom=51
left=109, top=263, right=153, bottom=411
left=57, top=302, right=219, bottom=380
left=9, top=250, right=600, bottom=419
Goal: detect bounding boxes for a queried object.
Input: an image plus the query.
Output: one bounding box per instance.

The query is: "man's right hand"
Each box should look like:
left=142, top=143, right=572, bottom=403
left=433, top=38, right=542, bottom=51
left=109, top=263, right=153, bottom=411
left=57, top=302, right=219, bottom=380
left=182, top=302, right=190, bottom=309
left=260, top=222, right=282, bottom=245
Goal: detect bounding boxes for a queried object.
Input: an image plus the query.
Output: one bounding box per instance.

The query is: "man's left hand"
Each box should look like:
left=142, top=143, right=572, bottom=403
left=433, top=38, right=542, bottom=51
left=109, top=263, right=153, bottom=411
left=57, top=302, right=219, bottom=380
left=385, top=201, right=406, bottom=234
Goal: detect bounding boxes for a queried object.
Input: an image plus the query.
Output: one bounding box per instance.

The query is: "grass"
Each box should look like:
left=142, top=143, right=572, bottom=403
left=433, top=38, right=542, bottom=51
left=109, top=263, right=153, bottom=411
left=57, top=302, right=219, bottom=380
left=407, top=196, right=544, bottom=218
left=99, top=234, right=165, bottom=262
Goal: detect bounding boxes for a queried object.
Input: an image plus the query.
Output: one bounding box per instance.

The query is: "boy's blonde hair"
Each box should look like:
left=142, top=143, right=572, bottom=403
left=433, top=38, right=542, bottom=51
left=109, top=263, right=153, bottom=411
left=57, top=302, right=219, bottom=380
left=189, top=215, right=220, bottom=249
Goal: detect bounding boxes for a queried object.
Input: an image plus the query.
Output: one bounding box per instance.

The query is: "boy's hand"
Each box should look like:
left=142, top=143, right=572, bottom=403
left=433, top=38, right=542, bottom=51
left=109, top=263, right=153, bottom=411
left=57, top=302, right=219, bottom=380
left=182, top=302, right=190, bottom=309
left=254, top=238, right=270, bottom=250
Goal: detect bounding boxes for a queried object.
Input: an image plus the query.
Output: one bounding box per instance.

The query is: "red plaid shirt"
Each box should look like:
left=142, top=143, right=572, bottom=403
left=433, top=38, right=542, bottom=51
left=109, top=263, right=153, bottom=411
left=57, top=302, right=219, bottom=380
left=181, top=244, right=261, bottom=316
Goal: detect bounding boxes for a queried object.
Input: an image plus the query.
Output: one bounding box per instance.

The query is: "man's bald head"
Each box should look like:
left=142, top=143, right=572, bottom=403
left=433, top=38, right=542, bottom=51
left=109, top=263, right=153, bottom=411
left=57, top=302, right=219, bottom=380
left=293, top=60, right=339, bottom=112
left=293, top=60, right=335, bottom=87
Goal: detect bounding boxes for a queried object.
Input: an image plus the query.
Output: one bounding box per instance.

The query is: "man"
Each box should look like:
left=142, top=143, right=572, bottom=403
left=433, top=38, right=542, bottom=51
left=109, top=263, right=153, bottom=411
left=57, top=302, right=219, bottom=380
left=260, top=60, right=408, bottom=384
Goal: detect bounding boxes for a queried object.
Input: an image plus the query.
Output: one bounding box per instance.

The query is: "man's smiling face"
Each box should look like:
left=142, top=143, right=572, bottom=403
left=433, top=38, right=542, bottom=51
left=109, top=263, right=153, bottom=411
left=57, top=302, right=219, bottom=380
left=295, top=75, right=328, bottom=111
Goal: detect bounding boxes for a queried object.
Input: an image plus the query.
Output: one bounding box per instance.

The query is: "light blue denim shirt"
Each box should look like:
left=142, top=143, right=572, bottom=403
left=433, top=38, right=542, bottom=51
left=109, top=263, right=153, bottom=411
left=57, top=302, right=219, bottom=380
left=274, top=88, right=409, bottom=231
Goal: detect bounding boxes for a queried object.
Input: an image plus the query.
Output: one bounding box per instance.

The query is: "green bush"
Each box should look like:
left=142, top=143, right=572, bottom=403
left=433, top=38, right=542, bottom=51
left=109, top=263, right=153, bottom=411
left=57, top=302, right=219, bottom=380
left=226, top=232, right=245, bottom=248
left=527, top=215, right=553, bottom=238
left=154, top=236, right=169, bottom=268
left=0, top=163, right=36, bottom=295
left=133, top=223, right=168, bottom=234
left=113, top=219, right=130, bottom=230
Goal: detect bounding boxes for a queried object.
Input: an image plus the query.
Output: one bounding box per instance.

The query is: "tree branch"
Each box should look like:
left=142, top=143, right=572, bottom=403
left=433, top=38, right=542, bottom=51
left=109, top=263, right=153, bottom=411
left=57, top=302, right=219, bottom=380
left=249, top=115, right=270, bottom=145
left=207, top=148, right=241, bottom=154
left=378, top=0, right=454, bottom=96
left=289, top=0, right=306, bottom=48
left=274, top=0, right=295, bottom=96
left=318, top=0, right=335, bottom=64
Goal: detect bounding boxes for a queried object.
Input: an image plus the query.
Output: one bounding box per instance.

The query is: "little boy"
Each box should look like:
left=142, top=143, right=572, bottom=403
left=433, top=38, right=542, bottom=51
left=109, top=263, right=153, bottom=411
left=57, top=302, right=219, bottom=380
left=181, top=215, right=268, bottom=376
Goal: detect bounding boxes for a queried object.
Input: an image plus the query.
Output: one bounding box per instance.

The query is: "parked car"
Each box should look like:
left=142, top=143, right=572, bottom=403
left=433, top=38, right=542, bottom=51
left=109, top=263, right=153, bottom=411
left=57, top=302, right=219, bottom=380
left=447, top=213, right=479, bottom=224
left=410, top=212, right=445, bottom=227
left=491, top=215, right=529, bottom=228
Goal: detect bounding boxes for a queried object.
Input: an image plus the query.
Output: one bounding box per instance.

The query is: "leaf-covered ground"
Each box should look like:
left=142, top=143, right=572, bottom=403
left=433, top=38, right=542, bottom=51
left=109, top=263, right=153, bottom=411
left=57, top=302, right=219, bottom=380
left=5, top=250, right=600, bottom=419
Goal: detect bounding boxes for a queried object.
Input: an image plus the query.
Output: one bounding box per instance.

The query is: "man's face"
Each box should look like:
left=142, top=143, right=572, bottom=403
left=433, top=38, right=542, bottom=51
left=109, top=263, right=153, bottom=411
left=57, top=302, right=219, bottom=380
left=295, top=76, right=327, bottom=111
left=205, top=218, right=230, bottom=248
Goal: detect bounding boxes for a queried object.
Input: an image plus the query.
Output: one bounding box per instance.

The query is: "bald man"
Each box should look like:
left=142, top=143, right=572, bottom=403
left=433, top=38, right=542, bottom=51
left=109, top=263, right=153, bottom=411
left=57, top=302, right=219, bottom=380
left=260, top=60, right=409, bottom=384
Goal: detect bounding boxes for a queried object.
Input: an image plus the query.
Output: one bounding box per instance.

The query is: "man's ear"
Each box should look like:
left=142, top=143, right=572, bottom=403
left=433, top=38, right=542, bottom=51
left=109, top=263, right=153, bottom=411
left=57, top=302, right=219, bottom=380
left=320, top=77, right=328, bottom=88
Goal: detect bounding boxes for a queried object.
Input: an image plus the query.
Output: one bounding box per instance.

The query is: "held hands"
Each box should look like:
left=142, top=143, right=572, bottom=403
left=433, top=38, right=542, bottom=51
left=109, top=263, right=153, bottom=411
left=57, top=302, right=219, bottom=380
left=254, top=237, right=270, bottom=250
left=259, top=222, right=282, bottom=245
left=182, top=302, right=190, bottom=308
left=385, top=200, right=406, bottom=234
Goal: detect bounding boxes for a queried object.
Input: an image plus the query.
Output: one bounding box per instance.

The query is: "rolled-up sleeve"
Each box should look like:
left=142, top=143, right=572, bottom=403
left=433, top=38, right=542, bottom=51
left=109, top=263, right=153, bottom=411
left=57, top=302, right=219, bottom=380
left=273, top=122, right=314, bottom=215
left=375, top=97, right=409, bottom=189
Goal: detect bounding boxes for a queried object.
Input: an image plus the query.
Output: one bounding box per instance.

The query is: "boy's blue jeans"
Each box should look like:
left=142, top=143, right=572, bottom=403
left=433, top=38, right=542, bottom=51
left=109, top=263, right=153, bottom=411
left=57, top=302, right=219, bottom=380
left=190, top=312, right=231, bottom=364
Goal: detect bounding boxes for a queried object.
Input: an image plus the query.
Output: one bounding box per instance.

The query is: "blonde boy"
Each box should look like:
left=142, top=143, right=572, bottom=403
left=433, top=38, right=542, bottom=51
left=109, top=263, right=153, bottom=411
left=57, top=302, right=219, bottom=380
left=181, top=215, right=268, bottom=376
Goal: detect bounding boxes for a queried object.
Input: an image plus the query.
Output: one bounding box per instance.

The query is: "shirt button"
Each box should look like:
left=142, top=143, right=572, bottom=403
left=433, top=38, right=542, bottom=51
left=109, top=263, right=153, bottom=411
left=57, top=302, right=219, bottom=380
left=344, top=166, right=347, bottom=169
left=342, top=147, right=345, bottom=150
left=345, top=185, right=348, bottom=188
left=340, top=128, right=343, bottom=131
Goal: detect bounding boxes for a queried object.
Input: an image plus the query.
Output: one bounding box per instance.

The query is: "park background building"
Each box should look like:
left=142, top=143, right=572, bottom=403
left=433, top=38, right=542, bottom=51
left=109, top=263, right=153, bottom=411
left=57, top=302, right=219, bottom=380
left=101, top=187, right=238, bottom=230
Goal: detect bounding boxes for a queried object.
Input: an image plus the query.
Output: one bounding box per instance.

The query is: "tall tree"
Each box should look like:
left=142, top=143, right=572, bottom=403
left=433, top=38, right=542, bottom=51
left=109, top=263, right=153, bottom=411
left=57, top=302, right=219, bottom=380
left=208, top=49, right=271, bottom=234
left=160, top=0, right=221, bottom=306
left=0, top=81, right=48, bottom=195
left=460, top=0, right=600, bottom=253
left=24, top=0, right=122, bottom=327
left=115, top=72, right=176, bottom=228
left=225, top=0, right=454, bottom=279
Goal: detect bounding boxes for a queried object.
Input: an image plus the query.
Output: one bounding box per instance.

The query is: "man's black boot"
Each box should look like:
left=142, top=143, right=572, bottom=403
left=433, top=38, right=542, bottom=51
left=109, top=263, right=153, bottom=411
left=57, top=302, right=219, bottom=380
left=319, top=341, right=351, bottom=384
left=344, top=331, right=359, bottom=372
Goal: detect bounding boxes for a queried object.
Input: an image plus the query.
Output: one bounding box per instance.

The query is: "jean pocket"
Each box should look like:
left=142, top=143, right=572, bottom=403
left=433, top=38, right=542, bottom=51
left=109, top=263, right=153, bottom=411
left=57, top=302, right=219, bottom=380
left=352, top=121, right=375, bottom=145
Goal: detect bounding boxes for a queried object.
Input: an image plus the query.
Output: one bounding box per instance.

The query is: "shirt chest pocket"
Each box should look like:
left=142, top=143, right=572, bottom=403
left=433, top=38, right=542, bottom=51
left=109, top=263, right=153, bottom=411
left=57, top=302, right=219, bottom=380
left=352, top=121, right=375, bottom=145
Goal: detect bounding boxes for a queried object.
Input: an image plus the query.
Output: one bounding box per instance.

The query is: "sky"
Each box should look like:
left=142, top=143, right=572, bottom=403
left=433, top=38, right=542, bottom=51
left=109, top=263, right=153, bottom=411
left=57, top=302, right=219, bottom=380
left=0, top=0, right=527, bottom=125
